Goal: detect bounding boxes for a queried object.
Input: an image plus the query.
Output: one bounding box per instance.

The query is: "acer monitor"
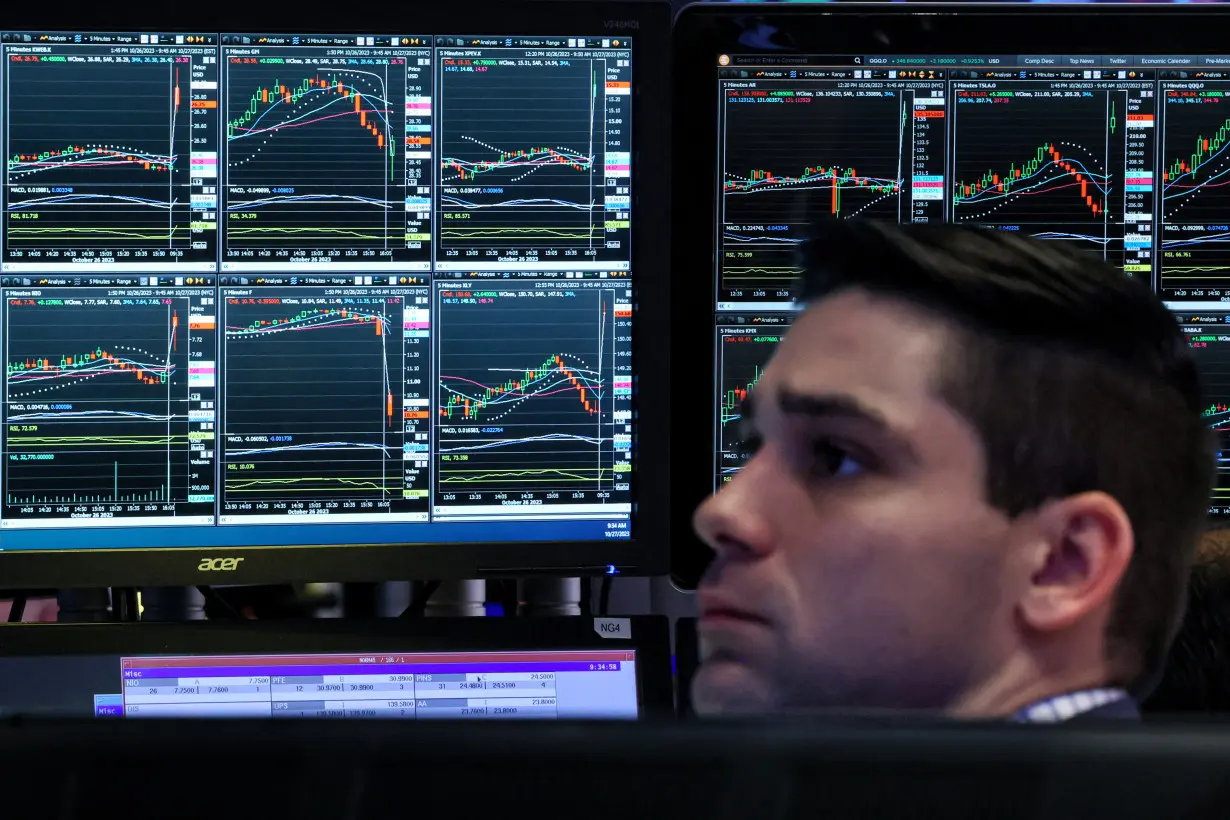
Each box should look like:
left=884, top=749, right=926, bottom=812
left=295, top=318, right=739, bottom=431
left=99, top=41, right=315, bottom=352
left=0, top=614, right=672, bottom=719
left=669, top=2, right=1230, bottom=589
left=0, top=0, right=671, bottom=589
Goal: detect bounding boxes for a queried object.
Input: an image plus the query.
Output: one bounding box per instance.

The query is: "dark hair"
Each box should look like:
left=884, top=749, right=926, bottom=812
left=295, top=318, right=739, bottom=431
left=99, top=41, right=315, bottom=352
left=798, top=221, right=1216, bottom=690
left=1143, top=529, right=1230, bottom=714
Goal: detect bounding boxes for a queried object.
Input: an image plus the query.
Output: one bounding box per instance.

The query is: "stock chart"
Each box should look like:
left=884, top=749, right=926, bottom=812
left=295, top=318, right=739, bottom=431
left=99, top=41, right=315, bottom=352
left=219, top=286, right=428, bottom=522
left=1178, top=315, right=1230, bottom=515
left=1160, top=81, right=1230, bottom=301
left=3, top=44, right=219, bottom=269
left=718, top=78, right=940, bottom=304
left=1, top=287, right=217, bottom=525
left=949, top=79, right=1156, bottom=276
left=223, top=46, right=422, bottom=269
left=434, top=280, right=631, bottom=512
left=436, top=41, right=631, bottom=268
left=715, top=322, right=787, bottom=488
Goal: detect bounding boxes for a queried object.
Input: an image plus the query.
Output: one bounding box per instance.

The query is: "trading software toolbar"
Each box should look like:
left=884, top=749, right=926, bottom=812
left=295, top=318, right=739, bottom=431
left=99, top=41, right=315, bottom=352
left=713, top=53, right=1230, bottom=514
left=0, top=31, right=635, bottom=544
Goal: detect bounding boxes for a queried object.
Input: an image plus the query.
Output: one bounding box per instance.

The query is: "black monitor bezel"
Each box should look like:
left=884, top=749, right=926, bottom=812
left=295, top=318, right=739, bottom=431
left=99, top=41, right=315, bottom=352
left=0, top=614, right=674, bottom=718
left=669, top=2, right=1230, bottom=589
left=0, top=0, right=671, bottom=589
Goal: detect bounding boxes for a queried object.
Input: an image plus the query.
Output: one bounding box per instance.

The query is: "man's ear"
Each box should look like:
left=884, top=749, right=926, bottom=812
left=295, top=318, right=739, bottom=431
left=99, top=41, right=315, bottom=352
left=1018, top=491, right=1134, bottom=634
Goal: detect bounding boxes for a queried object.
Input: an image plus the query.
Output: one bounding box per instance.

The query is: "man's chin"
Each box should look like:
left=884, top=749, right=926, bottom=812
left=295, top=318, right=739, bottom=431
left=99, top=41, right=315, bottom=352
left=690, top=657, right=776, bottom=716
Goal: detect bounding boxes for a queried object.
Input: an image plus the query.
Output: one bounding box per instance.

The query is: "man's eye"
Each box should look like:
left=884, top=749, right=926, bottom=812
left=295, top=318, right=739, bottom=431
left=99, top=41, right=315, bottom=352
left=810, top=439, right=866, bottom=479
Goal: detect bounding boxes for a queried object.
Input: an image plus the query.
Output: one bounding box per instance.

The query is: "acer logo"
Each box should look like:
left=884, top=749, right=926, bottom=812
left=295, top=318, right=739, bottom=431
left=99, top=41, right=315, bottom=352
left=603, top=19, right=639, bottom=30
left=198, top=557, right=245, bottom=572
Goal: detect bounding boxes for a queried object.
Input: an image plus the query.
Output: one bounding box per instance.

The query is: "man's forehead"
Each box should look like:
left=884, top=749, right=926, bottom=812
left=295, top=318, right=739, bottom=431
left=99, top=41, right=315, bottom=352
left=767, top=293, right=952, bottom=408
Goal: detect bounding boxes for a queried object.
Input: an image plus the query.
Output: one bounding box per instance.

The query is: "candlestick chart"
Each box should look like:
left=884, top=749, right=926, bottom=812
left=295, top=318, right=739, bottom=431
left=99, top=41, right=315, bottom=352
left=434, top=284, right=629, bottom=506
left=1160, top=86, right=1230, bottom=297
left=950, top=85, right=1154, bottom=275
left=220, top=292, right=415, bottom=516
left=3, top=55, right=206, bottom=265
left=437, top=54, right=626, bottom=262
left=720, top=85, right=907, bottom=295
left=1178, top=316, right=1230, bottom=514
left=224, top=59, right=409, bottom=263
left=1, top=297, right=204, bottom=521
left=716, top=326, right=784, bottom=488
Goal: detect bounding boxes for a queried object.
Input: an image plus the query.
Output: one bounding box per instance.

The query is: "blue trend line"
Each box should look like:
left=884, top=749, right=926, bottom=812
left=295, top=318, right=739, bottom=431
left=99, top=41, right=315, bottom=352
left=8, top=194, right=171, bottom=210
left=723, top=232, right=803, bottom=244
left=437, top=433, right=602, bottom=453
left=228, top=441, right=394, bottom=457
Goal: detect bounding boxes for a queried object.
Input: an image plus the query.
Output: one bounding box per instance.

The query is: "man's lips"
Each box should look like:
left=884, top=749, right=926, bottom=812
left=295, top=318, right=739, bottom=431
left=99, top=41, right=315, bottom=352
left=698, top=595, right=772, bottom=625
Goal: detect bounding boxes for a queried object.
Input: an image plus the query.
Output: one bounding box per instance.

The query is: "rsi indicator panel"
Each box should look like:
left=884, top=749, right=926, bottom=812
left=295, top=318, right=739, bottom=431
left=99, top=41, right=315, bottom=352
left=0, top=31, right=633, bottom=275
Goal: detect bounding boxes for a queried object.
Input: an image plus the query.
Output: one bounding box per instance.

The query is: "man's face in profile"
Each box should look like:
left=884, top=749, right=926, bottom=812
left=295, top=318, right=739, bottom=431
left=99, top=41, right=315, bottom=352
left=691, top=289, right=1020, bottom=715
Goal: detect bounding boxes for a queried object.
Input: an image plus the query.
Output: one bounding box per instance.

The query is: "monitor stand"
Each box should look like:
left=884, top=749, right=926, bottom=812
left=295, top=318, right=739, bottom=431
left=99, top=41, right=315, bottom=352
left=518, top=578, right=581, bottom=617
left=425, top=580, right=486, bottom=617
left=56, top=589, right=112, bottom=623
left=141, top=588, right=206, bottom=622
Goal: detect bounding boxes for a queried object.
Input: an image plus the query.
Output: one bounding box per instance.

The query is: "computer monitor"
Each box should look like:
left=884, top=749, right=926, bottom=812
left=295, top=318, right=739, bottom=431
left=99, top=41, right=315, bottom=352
left=0, top=615, right=672, bottom=719
left=669, top=2, right=1230, bottom=588
left=0, top=1, right=671, bottom=589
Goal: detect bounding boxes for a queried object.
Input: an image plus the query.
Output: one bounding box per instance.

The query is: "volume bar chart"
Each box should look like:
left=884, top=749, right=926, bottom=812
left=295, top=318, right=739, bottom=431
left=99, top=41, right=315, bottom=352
left=1, top=289, right=217, bottom=527
left=3, top=41, right=220, bottom=270
left=433, top=280, right=632, bottom=517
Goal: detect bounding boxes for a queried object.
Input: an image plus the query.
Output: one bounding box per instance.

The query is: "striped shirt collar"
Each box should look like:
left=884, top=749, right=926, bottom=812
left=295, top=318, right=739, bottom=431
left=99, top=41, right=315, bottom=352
left=1009, top=688, right=1130, bottom=723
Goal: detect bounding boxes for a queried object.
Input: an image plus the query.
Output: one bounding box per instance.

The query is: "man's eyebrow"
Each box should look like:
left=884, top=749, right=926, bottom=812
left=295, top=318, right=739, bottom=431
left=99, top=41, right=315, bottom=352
left=776, top=388, right=918, bottom=462
left=777, top=388, right=890, bottom=429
